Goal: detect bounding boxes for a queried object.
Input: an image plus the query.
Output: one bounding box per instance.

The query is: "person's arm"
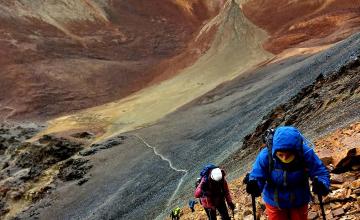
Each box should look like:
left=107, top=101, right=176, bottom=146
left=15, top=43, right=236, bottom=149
left=249, top=148, right=269, bottom=192
left=303, top=144, right=330, bottom=190
left=194, top=177, right=205, bottom=198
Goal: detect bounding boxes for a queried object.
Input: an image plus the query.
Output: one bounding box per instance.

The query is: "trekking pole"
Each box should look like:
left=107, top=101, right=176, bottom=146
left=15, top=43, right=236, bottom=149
left=314, top=176, right=327, bottom=220
left=318, top=194, right=326, bottom=220
left=251, top=194, right=256, bottom=220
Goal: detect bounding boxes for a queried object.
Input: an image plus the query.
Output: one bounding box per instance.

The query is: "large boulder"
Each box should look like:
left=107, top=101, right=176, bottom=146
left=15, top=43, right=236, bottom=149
left=332, top=147, right=360, bottom=173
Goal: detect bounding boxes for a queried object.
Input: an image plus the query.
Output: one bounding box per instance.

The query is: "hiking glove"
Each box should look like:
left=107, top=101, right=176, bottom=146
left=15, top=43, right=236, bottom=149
left=312, top=177, right=329, bottom=196
left=246, top=179, right=261, bottom=197
left=228, top=202, right=235, bottom=210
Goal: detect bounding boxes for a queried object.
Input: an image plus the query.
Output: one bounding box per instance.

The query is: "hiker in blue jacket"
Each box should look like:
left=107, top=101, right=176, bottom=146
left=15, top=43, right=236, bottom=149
left=246, top=126, right=330, bottom=220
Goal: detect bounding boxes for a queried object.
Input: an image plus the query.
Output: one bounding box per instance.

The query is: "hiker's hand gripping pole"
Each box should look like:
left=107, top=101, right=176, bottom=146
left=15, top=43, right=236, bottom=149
left=244, top=174, right=260, bottom=220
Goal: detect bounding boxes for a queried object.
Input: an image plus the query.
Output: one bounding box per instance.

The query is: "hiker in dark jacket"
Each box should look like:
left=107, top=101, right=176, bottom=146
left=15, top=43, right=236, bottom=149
left=194, top=167, right=235, bottom=220
left=247, top=126, right=330, bottom=220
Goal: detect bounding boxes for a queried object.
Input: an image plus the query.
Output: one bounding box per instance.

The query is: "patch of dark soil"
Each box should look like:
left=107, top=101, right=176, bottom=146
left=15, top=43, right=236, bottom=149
left=0, top=199, right=8, bottom=216
left=58, top=158, right=92, bottom=182
left=13, top=135, right=83, bottom=179
left=79, top=148, right=98, bottom=156
left=0, top=124, right=39, bottom=157
left=96, top=135, right=127, bottom=147
left=71, top=131, right=94, bottom=139
left=77, top=178, right=89, bottom=186
left=78, top=135, right=127, bottom=157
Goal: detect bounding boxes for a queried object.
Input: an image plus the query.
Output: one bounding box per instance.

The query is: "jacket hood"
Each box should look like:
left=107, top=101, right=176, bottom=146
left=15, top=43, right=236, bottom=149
left=221, top=169, right=226, bottom=177
left=272, top=126, right=303, bottom=156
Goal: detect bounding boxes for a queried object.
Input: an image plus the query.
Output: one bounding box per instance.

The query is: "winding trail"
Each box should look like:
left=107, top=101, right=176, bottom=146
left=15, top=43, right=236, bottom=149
left=132, top=134, right=188, bottom=206
left=77, top=134, right=189, bottom=220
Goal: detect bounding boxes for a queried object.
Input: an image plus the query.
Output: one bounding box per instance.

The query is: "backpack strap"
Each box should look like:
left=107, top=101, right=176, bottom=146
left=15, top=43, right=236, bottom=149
left=299, top=139, right=310, bottom=183
left=264, top=129, right=275, bottom=178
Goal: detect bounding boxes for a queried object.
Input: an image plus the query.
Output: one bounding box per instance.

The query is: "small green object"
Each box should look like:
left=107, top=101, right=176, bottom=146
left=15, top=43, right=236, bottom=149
left=174, top=207, right=181, bottom=216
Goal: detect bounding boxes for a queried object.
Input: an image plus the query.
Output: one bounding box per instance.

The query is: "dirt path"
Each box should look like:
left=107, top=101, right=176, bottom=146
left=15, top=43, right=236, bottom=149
left=132, top=134, right=189, bottom=208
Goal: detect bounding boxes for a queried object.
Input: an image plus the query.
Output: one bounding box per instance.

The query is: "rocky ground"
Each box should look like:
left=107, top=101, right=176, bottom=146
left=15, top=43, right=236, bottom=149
left=0, top=122, right=128, bottom=219
left=177, top=123, right=360, bottom=220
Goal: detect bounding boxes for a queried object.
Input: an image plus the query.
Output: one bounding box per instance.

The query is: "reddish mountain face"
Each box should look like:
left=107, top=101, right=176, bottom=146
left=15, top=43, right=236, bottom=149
left=1, top=0, right=360, bottom=122
left=0, top=0, right=222, bottom=120
left=242, top=0, right=360, bottom=53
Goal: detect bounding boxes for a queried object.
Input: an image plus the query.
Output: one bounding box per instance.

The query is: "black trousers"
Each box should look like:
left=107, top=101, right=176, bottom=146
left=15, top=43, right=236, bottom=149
left=205, top=200, right=230, bottom=220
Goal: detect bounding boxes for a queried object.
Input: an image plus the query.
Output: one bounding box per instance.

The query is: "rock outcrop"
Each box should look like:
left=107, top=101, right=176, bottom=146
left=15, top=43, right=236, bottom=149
left=0, top=122, right=132, bottom=218
left=0, top=123, right=92, bottom=218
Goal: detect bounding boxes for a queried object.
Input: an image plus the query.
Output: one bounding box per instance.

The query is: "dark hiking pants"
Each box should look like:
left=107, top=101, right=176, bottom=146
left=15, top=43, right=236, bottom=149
left=205, top=201, right=230, bottom=220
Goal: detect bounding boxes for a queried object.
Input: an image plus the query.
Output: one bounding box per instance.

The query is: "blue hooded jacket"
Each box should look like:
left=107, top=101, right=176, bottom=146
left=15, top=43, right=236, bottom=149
left=249, top=126, right=330, bottom=208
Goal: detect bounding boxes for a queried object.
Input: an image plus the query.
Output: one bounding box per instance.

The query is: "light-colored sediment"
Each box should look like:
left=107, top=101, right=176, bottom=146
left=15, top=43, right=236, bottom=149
left=0, top=0, right=108, bottom=42
left=0, top=0, right=219, bottom=120
left=39, top=0, right=272, bottom=142
left=0, top=0, right=109, bottom=22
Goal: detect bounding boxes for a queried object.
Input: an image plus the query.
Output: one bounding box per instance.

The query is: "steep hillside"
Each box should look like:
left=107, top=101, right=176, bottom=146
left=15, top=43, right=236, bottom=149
left=243, top=0, right=360, bottom=53
left=0, top=0, right=222, bottom=120
left=180, top=54, right=360, bottom=220
left=36, top=0, right=272, bottom=142
left=0, top=1, right=360, bottom=220
left=2, top=0, right=359, bottom=124
left=11, top=33, right=359, bottom=220
left=222, top=55, right=360, bottom=174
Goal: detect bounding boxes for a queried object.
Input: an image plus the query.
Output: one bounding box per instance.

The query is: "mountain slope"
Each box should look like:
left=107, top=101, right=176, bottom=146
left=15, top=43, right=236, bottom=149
left=1, top=1, right=360, bottom=220
left=14, top=33, right=360, bottom=220
left=0, top=0, right=221, bottom=120
left=242, top=0, right=360, bottom=53
left=36, top=0, right=272, bottom=142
